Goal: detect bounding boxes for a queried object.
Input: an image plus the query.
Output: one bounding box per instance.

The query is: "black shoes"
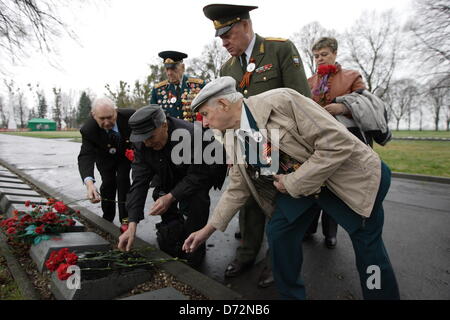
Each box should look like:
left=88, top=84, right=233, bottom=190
left=224, top=259, right=254, bottom=277
left=257, top=265, right=274, bottom=288
left=325, top=236, right=337, bottom=249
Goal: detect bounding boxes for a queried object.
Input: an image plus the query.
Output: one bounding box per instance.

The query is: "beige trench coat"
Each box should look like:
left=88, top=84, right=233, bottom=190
left=209, top=88, right=381, bottom=232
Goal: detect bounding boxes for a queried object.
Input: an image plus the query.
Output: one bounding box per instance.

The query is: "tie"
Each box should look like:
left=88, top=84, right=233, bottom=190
left=241, top=52, right=247, bottom=72
left=108, top=130, right=120, bottom=146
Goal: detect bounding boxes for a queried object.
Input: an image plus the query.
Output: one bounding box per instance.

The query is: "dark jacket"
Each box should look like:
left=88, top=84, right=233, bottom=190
left=126, top=117, right=227, bottom=223
left=78, top=108, right=135, bottom=181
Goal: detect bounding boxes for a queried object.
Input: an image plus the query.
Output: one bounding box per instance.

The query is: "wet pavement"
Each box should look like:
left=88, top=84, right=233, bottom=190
left=0, top=134, right=449, bottom=300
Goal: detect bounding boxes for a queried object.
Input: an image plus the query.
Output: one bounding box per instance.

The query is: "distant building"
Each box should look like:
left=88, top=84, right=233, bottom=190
left=27, top=118, right=57, bottom=131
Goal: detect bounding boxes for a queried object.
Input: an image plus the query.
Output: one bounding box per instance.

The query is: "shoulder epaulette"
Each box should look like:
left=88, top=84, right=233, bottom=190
left=155, top=80, right=169, bottom=88
left=187, top=78, right=204, bottom=85
left=265, top=37, right=287, bottom=42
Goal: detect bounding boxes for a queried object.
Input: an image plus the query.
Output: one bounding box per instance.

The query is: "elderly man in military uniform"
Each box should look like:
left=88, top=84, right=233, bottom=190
left=150, top=51, right=205, bottom=122
left=117, top=105, right=227, bottom=268
left=202, top=3, right=311, bottom=287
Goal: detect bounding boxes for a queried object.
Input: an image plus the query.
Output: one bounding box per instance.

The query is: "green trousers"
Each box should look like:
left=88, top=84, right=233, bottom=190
left=267, top=162, right=400, bottom=299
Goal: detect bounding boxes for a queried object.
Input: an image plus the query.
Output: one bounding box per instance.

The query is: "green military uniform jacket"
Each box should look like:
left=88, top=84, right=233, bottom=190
left=150, top=74, right=206, bottom=122
left=220, top=34, right=311, bottom=98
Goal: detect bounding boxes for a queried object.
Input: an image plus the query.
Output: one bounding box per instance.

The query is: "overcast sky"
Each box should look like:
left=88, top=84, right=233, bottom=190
left=5, top=0, right=413, bottom=98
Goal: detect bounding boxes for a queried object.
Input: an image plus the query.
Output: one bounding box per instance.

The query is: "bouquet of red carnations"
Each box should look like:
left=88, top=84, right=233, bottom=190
left=0, top=199, right=76, bottom=245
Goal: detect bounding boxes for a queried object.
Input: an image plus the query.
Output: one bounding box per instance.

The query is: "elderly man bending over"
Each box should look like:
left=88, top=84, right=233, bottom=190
left=78, top=98, right=135, bottom=229
left=182, top=77, right=400, bottom=300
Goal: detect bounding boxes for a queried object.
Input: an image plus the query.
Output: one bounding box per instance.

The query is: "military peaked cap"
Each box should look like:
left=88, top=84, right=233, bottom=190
left=203, top=4, right=258, bottom=37
left=158, top=51, right=188, bottom=68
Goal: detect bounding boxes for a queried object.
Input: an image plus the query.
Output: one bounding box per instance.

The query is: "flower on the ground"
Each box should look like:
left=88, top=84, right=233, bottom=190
left=53, top=201, right=68, bottom=214
left=35, top=225, right=45, bottom=234
left=45, top=248, right=79, bottom=280
left=0, top=200, right=78, bottom=245
left=56, top=263, right=73, bottom=280
left=6, top=227, right=16, bottom=234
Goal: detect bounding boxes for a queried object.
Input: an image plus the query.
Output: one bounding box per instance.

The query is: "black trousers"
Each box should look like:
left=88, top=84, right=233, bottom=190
left=158, top=188, right=211, bottom=239
left=306, top=205, right=338, bottom=238
left=99, top=160, right=131, bottom=223
left=154, top=187, right=211, bottom=264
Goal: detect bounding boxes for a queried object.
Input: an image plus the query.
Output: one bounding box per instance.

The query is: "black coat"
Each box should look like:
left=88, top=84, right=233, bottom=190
left=78, top=108, right=135, bottom=181
left=126, top=116, right=227, bottom=223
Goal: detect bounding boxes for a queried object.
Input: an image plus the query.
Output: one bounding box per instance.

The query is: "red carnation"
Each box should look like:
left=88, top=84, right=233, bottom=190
left=317, top=64, right=337, bottom=76
left=6, top=227, right=16, bottom=234
left=56, top=263, right=72, bottom=280
left=53, top=201, right=68, bottom=214
left=41, top=211, right=57, bottom=222
left=35, top=225, right=45, bottom=234
left=65, top=253, right=78, bottom=265
left=125, top=149, right=134, bottom=162
left=20, top=214, right=33, bottom=223
left=25, top=200, right=31, bottom=207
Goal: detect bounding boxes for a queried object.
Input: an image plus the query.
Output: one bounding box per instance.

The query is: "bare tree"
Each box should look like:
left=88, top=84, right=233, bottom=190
left=427, top=76, right=450, bottom=131
left=406, top=0, right=450, bottom=84
left=186, top=39, right=229, bottom=81
left=14, top=86, right=28, bottom=128
left=0, top=95, right=8, bottom=128
left=383, top=79, right=419, bottom=130
left=341, top=10, right=402, bottom=98
left=291, top=21, right=338, bottom=76
left=0, top=0, right=81, bottom=70
left=52, top=87, right=62, bottom=129
left=60, top=89, right=77, bottom=129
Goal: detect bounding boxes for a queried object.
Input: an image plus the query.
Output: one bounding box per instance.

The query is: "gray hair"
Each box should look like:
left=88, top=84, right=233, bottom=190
left=209, top=92, right=243, bottom=107
left=92, top=97, right=116, bottom=113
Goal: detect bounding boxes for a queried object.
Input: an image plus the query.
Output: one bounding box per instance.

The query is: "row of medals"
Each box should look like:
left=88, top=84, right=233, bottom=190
left=157, top=86, right=202, bottom=121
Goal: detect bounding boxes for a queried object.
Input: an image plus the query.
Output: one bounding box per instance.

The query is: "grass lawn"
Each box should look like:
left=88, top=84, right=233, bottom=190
left=392, top=130, right=450, bottom=138
left=0, top=255, right=23, bottom=300
left=374, top=140, right=450, bottom=177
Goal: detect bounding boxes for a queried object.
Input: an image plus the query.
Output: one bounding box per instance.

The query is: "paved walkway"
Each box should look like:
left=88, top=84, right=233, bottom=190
left=0, top=134, right=449, bottom=299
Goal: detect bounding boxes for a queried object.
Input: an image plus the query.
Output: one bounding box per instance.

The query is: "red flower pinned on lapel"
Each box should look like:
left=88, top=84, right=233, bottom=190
left=125, top=149, right=134, bottom=162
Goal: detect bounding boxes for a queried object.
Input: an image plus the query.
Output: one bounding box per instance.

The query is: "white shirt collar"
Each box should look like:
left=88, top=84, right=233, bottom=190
left=236, top=102, right=252, bottom=143
left=243, top=34, right=256, bottom=64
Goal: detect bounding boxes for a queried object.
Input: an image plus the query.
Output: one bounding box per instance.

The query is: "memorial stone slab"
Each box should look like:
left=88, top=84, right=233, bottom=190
left=51, top=268, right=153, bottom=300
left=0, top=177, right=23, bottom=184
left=0, top=187, right=40, bottom=198
left=120, top=287, right=188, bottom=300
left=0, top=181, right=32, bottom=190
left=30, top=232, right=111, bottom=272
left=4, top=203, right=86, bottom=232
left=0, top=194, right=47, bottom=213
left=0, top=172, right=19, bottom=179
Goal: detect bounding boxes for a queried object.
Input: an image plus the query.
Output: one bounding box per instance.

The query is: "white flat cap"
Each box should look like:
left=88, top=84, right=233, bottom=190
left=190, top=76, right=237, bottom=112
